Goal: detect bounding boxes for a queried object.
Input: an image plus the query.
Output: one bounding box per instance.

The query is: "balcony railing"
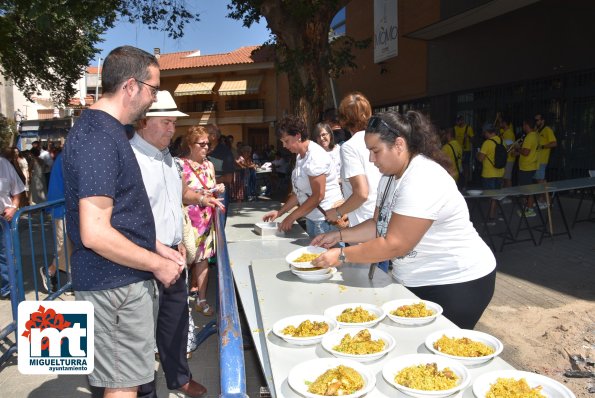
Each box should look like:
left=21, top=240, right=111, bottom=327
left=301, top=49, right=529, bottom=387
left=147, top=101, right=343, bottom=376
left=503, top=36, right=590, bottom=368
left=225, top=99, right=265, bottom=111
left=181, top=101, right=217, bottom=113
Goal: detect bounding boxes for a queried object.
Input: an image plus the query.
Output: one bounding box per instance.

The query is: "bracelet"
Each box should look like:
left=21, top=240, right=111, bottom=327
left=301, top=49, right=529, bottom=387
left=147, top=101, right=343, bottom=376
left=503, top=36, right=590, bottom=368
left=199, top=196, right=205, bottom=206
left=335, top=207, right=342, bottom=219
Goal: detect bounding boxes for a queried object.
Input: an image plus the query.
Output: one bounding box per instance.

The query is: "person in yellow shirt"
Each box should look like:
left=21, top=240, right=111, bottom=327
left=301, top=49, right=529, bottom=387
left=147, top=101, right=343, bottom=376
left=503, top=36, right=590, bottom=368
left=454, top=115, right=474, bottom=187
left=516, top=119, right=540, bottom=217
left=440, top=127, right=462, bottom=186
left=499, top=116, right=518, bottom=188
left=534, top=113, right=557, bottom=208
left=476, top=123, right=505, bottom=223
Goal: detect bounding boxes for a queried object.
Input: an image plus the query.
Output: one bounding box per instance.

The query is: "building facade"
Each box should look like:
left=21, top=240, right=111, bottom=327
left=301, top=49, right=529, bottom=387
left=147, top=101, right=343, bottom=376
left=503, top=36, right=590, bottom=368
left=158, top=46, right=289, bottom=154
left=335, top=0, right=595, bottom=178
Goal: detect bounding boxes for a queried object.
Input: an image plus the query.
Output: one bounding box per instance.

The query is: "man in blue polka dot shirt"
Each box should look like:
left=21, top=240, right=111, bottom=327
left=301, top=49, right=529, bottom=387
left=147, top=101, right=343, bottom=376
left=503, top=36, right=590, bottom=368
left=63, top=46, right=184, bottom=397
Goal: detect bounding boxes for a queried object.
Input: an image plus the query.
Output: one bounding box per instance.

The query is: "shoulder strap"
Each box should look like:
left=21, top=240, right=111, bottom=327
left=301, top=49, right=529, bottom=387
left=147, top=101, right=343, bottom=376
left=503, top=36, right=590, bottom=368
left=447, top=143, right=461, bottom=173
left=183, top=159, right=210, bottom=190
left=486, top=138, right=500, bottom=166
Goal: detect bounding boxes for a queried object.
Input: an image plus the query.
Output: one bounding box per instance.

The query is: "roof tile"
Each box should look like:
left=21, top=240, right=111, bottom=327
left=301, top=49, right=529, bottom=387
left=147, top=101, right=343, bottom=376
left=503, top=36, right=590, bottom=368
left=158, top=45, right=273, bottom=70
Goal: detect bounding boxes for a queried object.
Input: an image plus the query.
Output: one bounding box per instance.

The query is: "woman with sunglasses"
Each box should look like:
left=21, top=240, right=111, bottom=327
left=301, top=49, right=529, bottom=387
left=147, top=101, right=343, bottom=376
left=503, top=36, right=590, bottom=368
left=311, top=110, right=496, bottom=329
left=177, top=125, right=225, bottom=316
left=263, top=115, right=344, bottom=237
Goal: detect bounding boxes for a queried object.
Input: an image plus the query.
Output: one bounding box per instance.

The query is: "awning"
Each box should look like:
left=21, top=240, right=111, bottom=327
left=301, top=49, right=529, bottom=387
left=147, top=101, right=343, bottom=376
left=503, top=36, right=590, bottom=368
left=174, top=81, right=216, bottom=96
left=405, top=0, right=539, bottom=40
left=218, top=76, right=263, bottom=96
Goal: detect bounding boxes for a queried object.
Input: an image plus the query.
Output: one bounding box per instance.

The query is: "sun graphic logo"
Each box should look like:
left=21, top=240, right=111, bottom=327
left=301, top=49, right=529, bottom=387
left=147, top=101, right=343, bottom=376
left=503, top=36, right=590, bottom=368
left=18, top=301, right=94, bottom=374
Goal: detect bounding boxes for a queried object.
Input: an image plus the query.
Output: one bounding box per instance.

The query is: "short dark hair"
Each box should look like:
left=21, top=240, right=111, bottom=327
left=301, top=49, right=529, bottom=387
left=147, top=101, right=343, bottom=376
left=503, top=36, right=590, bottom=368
left=101, top=46, right=159, bottom=94
left=276, top=115, right=309, bottom=140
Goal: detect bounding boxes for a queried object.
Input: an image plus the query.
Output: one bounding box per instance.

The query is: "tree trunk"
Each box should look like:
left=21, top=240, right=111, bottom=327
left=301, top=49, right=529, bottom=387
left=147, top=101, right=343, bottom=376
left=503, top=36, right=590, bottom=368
left=260, top=0, right=348, bottom=130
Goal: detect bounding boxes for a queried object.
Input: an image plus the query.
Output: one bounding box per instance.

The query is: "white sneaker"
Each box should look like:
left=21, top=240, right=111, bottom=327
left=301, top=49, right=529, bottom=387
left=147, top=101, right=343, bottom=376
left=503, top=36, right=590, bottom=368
left=538, top=202, right=549, bottom=210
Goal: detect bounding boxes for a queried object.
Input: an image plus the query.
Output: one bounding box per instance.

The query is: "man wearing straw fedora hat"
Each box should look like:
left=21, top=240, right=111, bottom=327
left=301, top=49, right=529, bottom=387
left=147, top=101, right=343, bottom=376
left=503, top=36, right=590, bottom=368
left=132, top=90, right=215, bottom=397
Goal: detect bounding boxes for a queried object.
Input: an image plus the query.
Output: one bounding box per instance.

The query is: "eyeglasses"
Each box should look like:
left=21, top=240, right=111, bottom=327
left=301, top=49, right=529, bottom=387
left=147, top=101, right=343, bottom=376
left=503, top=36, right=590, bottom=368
left=367, top=116, right=400, bottom=137
left=193, top=142, right=210, bottom=148
left=135, top=79, right=159, bottom=96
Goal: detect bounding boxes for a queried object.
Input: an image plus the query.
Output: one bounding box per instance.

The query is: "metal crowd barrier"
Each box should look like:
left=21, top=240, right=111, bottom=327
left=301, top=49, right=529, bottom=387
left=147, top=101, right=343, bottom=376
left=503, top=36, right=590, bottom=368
left=214, top=207, right=248, bottom=397
left=0, top=199, right=71, bottom=367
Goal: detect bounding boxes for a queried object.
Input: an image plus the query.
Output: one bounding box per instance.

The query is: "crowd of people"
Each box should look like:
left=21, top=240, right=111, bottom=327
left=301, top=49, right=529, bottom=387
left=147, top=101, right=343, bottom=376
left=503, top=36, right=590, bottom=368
left=0, top=43, right=563, bottom=398
left=439, top=112, right=557, bottom=221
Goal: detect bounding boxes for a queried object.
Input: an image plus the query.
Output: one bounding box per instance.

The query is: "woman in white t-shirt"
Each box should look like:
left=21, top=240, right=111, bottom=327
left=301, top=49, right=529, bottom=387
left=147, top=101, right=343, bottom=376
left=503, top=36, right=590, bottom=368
left=325, top=92, right=382, bottom=227
left=263, top=115, right=343, bottom=237
left=311, top=110, right=496, bottom=329
left=312, top=123, right=342, bottom=185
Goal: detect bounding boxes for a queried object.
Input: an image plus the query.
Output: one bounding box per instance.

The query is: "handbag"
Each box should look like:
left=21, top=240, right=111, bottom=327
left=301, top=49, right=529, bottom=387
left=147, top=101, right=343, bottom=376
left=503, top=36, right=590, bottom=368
left=182, top=205, right=197, bottom=265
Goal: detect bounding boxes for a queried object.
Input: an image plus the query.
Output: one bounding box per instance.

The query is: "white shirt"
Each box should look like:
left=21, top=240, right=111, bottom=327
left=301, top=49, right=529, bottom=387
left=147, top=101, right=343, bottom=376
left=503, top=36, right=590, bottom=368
left=328, top=145, right=342, bottom=183
left=39, top=149, right=53, bottom=173
left=130, top=133, right=183, bottom=246
left=292, top=141, right=343, bottom=221
left=0, top=157, right=25, bottom=213
left=340, top=130, right=382, bottom=226
left=376, top=155, right=496, bottom=287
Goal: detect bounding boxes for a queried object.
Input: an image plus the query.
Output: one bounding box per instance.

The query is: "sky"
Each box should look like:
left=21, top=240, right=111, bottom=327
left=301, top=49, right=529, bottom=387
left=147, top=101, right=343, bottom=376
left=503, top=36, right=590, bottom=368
left=94, top=1, right=271, bottom=66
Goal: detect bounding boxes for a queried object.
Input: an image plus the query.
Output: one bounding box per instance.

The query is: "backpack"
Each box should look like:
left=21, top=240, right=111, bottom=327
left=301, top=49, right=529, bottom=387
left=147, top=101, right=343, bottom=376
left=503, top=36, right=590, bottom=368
left=488, top=138, right=507, bottom=169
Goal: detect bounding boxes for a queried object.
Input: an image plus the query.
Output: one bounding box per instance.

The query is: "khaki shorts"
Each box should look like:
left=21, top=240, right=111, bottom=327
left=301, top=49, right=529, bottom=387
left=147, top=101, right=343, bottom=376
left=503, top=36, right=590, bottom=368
left=76, top=280, right=157, bottom=389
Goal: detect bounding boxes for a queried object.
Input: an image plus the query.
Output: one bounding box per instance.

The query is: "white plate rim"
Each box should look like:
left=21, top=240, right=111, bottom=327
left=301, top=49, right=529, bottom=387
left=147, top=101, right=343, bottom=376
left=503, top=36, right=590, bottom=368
left=271, top=314, right=338, bottom=344
left=292, top=267, right=337, bottom=281
left=288, top=357, right=377, bottom=398
left=323, top=302, right=386, bottom=327
left=286, top=246, right=327, bottom=268
left=321, top=327, right=396, bottom=361
left=472, top=369, right=576, bottom=398
left=424, top=328, right=503, bottom=363
left=382, top=353, right=470, bottom=397
left=382, top=299, right=443, bottom=325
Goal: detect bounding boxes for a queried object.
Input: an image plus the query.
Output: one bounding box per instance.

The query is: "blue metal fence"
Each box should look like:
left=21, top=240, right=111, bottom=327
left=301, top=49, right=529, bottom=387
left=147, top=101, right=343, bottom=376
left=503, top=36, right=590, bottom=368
left=215, top=207, right=248, bottom=398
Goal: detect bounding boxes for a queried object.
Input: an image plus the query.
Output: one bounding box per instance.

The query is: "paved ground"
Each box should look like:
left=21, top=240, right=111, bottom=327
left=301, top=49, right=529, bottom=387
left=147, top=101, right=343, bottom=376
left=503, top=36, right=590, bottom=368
left=0, top=192, right=593, bottom=397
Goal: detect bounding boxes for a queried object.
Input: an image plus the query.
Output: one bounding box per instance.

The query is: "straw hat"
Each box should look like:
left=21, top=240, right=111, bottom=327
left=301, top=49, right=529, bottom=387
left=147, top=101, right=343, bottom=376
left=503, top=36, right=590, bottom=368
left=146, top=91, right=188, bottom=117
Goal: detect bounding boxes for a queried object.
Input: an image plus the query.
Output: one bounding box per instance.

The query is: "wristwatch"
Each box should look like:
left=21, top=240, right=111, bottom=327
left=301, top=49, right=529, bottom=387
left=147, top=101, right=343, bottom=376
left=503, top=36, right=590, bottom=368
left=335, top=207, right=343, bottom=219
left=338, top=246, right=346, bottom=264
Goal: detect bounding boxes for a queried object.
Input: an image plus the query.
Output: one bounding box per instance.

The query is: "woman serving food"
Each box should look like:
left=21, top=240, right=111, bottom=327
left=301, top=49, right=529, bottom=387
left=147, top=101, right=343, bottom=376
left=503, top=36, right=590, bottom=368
left=263, top=115, right=343, bottom=237
left=311, top=110, right=496, bottom=329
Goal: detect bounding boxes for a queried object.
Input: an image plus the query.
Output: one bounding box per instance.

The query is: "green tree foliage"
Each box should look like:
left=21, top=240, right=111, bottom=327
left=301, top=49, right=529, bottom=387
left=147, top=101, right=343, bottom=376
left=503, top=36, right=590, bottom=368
left=0, top=115, right=16, bottom=150
left=0, top=0, right=198, bottom=105
left=228, top=0, right=369, bottom=128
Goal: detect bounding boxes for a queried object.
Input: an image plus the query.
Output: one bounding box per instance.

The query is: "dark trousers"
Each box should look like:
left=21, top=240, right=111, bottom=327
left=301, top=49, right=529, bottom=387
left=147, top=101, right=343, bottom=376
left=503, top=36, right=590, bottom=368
left=138, top=270, right=191, bottom=397
left=408, top=269, right=496, bottom=330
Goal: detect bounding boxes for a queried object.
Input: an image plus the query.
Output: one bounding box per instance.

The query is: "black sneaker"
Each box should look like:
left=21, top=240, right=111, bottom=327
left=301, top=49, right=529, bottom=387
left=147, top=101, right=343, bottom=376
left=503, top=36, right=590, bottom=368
left=39, top=267, right=57, bottom=293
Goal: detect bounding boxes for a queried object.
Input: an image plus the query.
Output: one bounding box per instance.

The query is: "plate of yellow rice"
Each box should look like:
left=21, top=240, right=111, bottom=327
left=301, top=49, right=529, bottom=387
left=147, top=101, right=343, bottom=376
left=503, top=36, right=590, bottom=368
left=286, top=246, right=327, bottom=268
left=382, top=299, right=443, bottom=326
left=272, top=314, right=338, bottom=346
left=473, top=370, right=575, bottom=398
left=288, top=358, right=376, bottom=398
left=321, top=327, right=396, bottom=362
left=424, top=329, right=503, bottom=365
left=323, top=303, right=386, bottom=328
left=382, top=353, right=470, bottom=397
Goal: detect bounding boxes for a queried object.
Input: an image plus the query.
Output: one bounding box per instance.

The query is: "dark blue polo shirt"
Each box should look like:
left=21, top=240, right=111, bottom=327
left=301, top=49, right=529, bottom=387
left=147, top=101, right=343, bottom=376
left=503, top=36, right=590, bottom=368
left=63, top=109, right=156, bottom=291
